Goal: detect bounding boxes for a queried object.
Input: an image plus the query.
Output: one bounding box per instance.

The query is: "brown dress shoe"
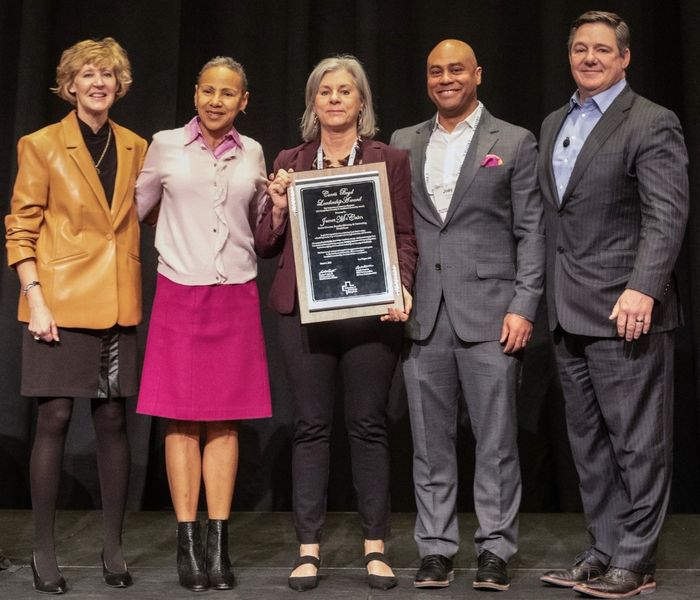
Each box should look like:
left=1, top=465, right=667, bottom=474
left=540, top=551, right=607, bottom=587
left=573, top=567, right=655, bottom=598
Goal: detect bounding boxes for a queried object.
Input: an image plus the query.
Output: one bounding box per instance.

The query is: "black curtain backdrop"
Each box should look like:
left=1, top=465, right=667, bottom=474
left=1, top=0, right=698, bottom=516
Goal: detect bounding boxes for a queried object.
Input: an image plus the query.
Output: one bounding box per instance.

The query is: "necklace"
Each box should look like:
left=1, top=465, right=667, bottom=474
left=316, top=137, right=360, bottom=170
left=94, top=127, right=112, bottom=175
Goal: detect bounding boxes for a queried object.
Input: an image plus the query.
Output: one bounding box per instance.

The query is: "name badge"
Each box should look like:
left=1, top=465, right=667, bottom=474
left=432, top=184, right=453, bottom=221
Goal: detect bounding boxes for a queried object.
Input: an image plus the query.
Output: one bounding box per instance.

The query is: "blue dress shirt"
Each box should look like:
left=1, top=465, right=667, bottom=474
left=552, top=78, right=627, bottom=202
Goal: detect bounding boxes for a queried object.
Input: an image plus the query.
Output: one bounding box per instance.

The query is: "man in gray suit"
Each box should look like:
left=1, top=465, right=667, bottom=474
left=390, top=39, right=544, bottom=591
left=538, top=11, right=689, bottom=598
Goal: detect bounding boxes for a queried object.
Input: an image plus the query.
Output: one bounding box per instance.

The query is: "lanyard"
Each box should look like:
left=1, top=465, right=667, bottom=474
left=317, top=140, right=358, bottom=170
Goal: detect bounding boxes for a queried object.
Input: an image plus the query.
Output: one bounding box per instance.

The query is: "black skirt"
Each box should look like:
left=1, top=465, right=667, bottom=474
left=20, top=325, right=138, bottom=398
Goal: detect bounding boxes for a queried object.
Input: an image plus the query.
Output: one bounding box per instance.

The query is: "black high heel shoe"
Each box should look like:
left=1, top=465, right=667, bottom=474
left=101, top=552, right=133, bottom=588
left=30, top=552, right=67, bottom=595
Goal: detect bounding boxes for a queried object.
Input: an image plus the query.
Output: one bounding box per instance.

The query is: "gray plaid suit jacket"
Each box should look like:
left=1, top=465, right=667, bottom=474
left=390, top=109, right=545, bottom=342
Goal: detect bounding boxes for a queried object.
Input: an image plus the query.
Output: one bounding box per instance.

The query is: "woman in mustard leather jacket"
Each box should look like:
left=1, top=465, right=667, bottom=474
left=4, top=38, right=146, bottom=594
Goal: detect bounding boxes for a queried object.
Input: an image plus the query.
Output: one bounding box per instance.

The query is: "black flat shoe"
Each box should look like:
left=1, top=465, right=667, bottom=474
left=288, top=555, right=320, bottom=591
left=101, top=552, right=133, bottom=588
left=30, top=553, right=67, bottom=595
left=365, top=551, right=398, bottom=590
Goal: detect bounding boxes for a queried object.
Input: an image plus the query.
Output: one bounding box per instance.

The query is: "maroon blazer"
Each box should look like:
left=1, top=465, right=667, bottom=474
left=255, top=139, right=417, bottom=315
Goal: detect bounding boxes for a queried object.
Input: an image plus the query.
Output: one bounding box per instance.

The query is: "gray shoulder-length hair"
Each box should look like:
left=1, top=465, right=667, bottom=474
left=300, top=54, right=378, bottom=141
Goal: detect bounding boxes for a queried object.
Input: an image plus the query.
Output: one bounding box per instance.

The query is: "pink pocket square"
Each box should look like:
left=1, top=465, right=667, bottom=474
left=481, top=154, right=503, bottom=167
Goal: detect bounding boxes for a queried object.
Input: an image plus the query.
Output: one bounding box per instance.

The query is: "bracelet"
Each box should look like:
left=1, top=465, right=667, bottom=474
left=22, top=280, right=41, bottom=296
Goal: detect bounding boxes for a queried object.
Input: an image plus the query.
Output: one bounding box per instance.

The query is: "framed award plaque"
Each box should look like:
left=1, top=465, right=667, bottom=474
left=287, top=162, right=404, bottom=324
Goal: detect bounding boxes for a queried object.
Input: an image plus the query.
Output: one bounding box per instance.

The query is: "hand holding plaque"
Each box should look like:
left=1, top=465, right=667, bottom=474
left=267, top=168, right=293, bottom=228
left=381, top=285, right=412, bottom=322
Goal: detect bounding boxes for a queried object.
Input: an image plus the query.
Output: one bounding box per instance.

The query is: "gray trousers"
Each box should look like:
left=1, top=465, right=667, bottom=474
left=403, top=302, right=521, bottom=561
left=553, top=329, right=674, bottom=574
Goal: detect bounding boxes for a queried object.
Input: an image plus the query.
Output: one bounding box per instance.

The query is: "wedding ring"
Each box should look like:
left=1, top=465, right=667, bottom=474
left=33, top=335, right=40, bottom=340
left=635, top=318, right=644, bottom=323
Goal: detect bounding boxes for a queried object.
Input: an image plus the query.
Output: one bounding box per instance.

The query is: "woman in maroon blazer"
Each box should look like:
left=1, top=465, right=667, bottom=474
left=255, top=55, right=417, bottom=592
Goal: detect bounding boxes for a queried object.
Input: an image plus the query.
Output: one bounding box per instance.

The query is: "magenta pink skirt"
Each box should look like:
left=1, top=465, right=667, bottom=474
left=137, top=274, right=272, bottom=421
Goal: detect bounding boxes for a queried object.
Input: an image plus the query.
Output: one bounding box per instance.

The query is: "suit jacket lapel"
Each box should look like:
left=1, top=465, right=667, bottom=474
left=443, top=108, right=498, bottom=226
left=297, top=140, right=320, bottom=171
left=409, top=118, right=443, bottom=226
left=362, top=140, right=393, bottom=164
left=63, top=112, right=111, bottom=221
left=542, top=104, right=569, bottom=208
left=110, top=122, right=135, bottom=224
left=561, top=86, right=634, bottom=205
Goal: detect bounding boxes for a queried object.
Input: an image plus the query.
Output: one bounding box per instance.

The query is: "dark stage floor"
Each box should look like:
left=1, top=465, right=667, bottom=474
left=1, top=511, right=699, bottom=599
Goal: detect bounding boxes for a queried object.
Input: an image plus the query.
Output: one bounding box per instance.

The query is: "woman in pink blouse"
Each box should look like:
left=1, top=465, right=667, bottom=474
left=135, top=57, right=271, bottom=592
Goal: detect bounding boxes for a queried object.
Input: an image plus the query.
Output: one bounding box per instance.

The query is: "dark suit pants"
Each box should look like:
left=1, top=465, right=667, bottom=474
left=277, top=312, right=403, bottom=544
left=553, top=329, right=674, bottom=574
left=403, top=302, right=522, bottom=561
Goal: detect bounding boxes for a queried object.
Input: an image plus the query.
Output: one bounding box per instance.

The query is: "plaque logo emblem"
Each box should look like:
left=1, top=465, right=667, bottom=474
left=341, top=281, right=358, bottom=295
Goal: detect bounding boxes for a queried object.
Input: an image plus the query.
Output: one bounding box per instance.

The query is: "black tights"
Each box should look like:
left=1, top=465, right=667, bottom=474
left=30, top=397, right=130, bottom=578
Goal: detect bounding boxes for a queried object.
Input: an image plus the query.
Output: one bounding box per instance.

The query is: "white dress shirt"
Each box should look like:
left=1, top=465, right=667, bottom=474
left=424, top=102, right=483, bottom=220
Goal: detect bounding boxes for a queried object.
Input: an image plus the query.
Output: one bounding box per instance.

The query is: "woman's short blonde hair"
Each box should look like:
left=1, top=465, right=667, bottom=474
left=300, top=55, right=378, bottom=141
left=52, top=37, right=133, bottom=105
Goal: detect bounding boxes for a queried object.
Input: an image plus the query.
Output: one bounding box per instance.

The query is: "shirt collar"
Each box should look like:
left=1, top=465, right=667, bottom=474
left=77, top=115, right=110, bottom=138
left=184, top=116, right=242, bottom=149
left=569, top=78, right=627, bottom=114
left=433, top=101, right=483, bottom=133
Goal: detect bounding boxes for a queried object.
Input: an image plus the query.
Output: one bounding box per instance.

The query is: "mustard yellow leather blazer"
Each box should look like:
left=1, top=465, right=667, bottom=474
left=5, top=111, right=148, bottom=328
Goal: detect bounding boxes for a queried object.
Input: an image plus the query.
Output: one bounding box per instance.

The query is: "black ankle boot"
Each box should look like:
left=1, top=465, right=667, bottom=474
left=176, top=521, right=208, bottom=592
left=205, top=519, right=235, bottom=590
